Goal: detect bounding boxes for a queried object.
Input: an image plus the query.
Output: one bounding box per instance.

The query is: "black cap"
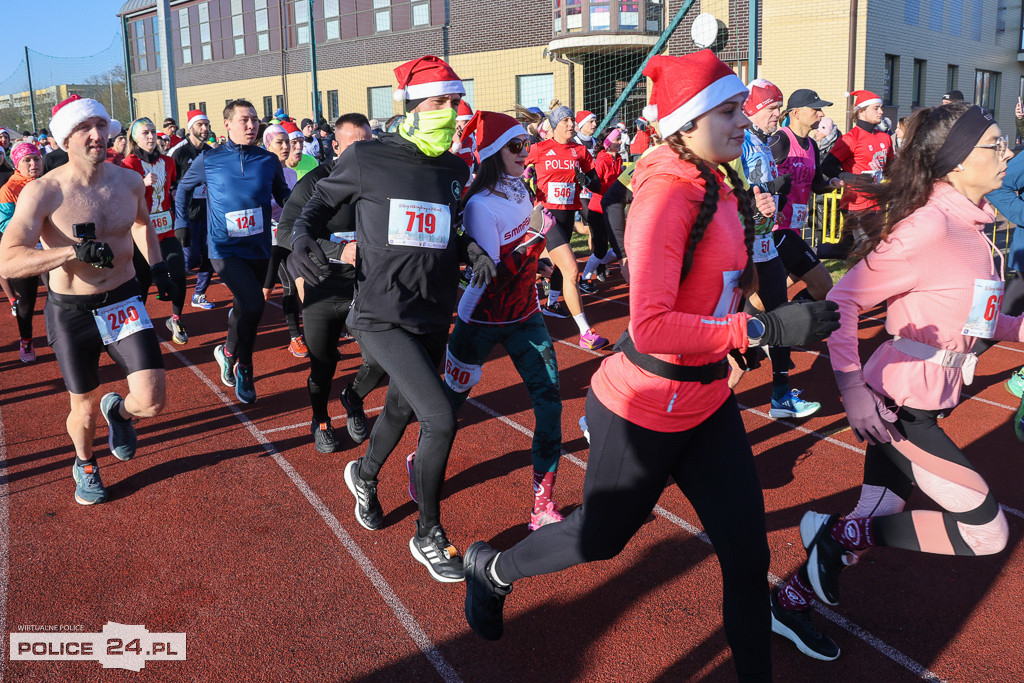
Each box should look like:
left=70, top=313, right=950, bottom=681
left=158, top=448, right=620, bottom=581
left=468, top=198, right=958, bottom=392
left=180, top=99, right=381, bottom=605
left=787, top=89, right=833, bottom=110
left=300, top=118, right=314, bottom=129
left=942, top=90, right=964, bottom=101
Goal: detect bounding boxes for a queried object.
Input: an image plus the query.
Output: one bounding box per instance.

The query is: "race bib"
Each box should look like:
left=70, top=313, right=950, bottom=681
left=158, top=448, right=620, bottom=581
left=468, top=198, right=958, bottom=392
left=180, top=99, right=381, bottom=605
left=962, top=278, right=1004, bottom=339
left=92, top=296, right=153, bottom=346
left=548, top=182, right=576, bottom=206
left=790, top=203, right=808, bottom=231
left=387, top=199, right=451, bottom=249
left=149, top=210, right=173, bottom=235
left=192, top=183, right=208, bottom=199
left=580, top=188, right=592, bottom=200
left=861, top=169, right=883, bottom=184
left=752, top=234, right=778, bottom=263
left=713, top=270, right=743, bottom=317
left=225, top=208, right=264, bottom=237
left=443, top=347, right=483, bottom=393
left=271, top=221, right=278, bottom=246
left=329, top=231, right=357, bottom=263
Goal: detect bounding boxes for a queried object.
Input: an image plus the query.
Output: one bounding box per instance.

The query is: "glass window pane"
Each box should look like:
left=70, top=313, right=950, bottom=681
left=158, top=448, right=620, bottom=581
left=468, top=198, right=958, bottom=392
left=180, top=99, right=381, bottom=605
left=516, top=74, right=554, bottom=110
left=326, top=19, right=340, bottom=40
left=200, top=23, right=211, bottom=43
left=258, top=32, right=270, bottom=51
left=375, top=9, right=390, bottom=31
left=325, top=0, right=340, bottom=18
left=255, top=0, right=266, bottom=9
left=182, top=48, right=192, bottom=64
left=591, top=6, right=610, bottom=30
left=235, top=37, right=245, bottom=55
left=180, top=27, right=191, bottom=47
left=368, top=86, right=393, bottom=120
left=135, top=19, right=144, bottom=38
left=298, top=25, right=310, bottom=44
left=198, top=3, right=209, bottom=23
left=256, top=9, right=268, bottom=31
left=178, top=8, right=189, bottom=26
left=462, top=79, right=475, bottom=109
left=295, top=0, right=309, bottom=23
left=373, top=0, right=389, bottom=7
left=413, top=3, right=430, bottom=25
left=140, top=55, right=147, bottom=71
left=233, top=15, right=244, bottom=36
left=202, top=44, right=212, bottom=61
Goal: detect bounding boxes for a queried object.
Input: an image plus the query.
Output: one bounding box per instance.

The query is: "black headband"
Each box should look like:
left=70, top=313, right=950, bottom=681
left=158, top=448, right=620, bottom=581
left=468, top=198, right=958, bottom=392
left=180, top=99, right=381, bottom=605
left=932, top=105, right=996, bottom=177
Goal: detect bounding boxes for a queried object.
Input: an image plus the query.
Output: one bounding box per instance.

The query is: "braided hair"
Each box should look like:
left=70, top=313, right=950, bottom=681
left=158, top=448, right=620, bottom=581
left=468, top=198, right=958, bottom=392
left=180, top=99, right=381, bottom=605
left=664, top=132, right=757, bottom=293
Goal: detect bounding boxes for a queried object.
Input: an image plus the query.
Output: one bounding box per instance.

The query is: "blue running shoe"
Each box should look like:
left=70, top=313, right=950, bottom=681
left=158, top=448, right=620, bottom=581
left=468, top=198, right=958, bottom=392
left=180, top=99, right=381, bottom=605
left=100, top=392, right=136, bottom=461
left=72, top=459, right=109, bottom=505
left=1005, top=367, right=1024, bottom=399
left=214, top=344, right=235, bottom=387
left=1014, top=394, right=1024, bottom=442
left=769, top=389, right=821, bottom=419
left=233, top=362, right=257, bottom=404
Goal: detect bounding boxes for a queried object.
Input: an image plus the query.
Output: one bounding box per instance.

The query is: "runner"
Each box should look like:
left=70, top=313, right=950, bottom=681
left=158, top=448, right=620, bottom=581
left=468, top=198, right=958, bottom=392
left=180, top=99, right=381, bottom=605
left=452, top=99, right=475, bottom=168
left=0, top=142, right=44, bottom=362
left=169, top=108, right=216, bottom=311
left=289, top=56, right=495, bottom=583
left=461, top=53, right=840, bottom=681
left=283, top=121, right=318, bottom=179
left=173, top=99, right=292, bottom=404
left=770, top=103, right=1015, bottom=661
left=523, top=105, right=608, bottom=349
left=578, top=128, right=623, bottom=294
left=121, top=117, right=189, bottom=344
left=0, top=95, right=176, bottom=505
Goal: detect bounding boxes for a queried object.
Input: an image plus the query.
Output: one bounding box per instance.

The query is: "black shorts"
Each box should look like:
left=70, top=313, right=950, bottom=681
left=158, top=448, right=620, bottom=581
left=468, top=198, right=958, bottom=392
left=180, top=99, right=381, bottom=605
left=771, top=229, right=821, bottom=278
left=545, top=208, right=576, bottom=251
left=45, top=279, right=164, bottom=395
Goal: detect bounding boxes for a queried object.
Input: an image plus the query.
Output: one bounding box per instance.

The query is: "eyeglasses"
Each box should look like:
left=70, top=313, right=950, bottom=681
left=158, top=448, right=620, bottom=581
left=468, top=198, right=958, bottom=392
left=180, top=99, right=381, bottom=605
left=974, top=134, right=1009, bottom=157
left=506, top=138, right=530, bottom=154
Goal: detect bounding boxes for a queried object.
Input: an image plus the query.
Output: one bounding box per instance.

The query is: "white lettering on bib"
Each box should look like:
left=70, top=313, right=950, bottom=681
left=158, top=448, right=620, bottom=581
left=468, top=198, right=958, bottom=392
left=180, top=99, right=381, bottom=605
left=790, top=203, right=808, bottom=231
left=387, top=199, right=451, bottom=249
left=962, top=278, right=1004, bottom=339
left=149, top=210, right=173, bottom=235
left=752, top=234, right=778, bottom=263
left=92, top=296, right=153, bottom=346
left=548, top=182, right=576, bottom=206
left=713, top=270, right=743, bottom=317
left=225, top=208, right=264, bottom=237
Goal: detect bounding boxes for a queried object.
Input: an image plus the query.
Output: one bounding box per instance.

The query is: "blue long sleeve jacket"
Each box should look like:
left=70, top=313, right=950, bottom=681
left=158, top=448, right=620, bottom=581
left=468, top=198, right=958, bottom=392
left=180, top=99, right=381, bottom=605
left=986, top=151, right=1024, bottom=271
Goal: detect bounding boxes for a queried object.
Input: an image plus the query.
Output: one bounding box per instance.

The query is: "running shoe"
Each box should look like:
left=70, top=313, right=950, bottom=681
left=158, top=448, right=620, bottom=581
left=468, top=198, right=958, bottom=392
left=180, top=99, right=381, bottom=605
left=769, top=389, right=821, bottom=419
left=289, top=336, right=309, bottom=358
left=801, top=511, right=845, bottom=606
left=9, top=300, right=16, bottom=317
left=191, top=293, right=215, bottom=310
left=214, top=344, right=236, bottom=387
left=595, top=263, right=608, bottom=282
left=311, top=420, right=341, bottom=453
left=165, top=316, right=189, bottom=345
left=344, top=459, right=383, bottom=530
left=100, top=392, right=136, bottom=461
left=464, top=541, right=512, bottom=640
left=541, top=302, right=569, bottom=318
left=769, top=588, right=840, bottom=661
left=18, top=339, right=35, bottom=363
left=406, top=452, right=418, bottom=503
left=528, top=501, right=563, bottom=530
left=1006, top=366, right=1024, bottom=399
left=579, top=415, right=589, bottom=444
left=409, top=524, right=464, bottom=583
left=578, top=277, right=598, bottom=295
left=1014, top=394, right=1024, bottom=443
left=579, top=329, right=609, bottom=351
left=340, top=386, right=368, bottom=444
left=233, top=362, right=257, bottom=404
left=72, top=459, right=109, bottom=505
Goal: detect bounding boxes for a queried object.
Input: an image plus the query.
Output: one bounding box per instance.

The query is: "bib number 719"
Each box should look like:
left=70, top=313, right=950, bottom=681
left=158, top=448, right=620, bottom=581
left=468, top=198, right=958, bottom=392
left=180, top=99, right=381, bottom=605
left=406, top=211, right=436, bottom=234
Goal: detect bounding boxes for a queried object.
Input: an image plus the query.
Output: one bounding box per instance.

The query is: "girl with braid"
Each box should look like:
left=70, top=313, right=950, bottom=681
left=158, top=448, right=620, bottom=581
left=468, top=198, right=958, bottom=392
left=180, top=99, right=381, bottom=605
left=462, top=51, right=840, bottom=682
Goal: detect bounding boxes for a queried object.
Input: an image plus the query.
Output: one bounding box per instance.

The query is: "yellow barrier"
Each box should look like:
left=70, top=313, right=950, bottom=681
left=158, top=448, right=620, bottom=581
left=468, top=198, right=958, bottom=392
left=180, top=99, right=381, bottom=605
left=805, top=189, right=844, bottom=245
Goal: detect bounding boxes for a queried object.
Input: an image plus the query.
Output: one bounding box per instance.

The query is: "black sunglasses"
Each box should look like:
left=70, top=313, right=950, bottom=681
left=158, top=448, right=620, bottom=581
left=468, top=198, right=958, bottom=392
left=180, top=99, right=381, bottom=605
left=506, top=138, right=530, bottom=154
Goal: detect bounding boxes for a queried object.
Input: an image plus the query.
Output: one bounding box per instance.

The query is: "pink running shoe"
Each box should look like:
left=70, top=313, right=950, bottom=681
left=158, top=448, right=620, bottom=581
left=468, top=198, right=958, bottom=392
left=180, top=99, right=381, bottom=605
left=18, top=339, right=35, bottom=363
left=528, top=501, right=563, bottom=530
left=579, top=329, right=609, bottom=351
left=406, top=452, right=418, bottom=503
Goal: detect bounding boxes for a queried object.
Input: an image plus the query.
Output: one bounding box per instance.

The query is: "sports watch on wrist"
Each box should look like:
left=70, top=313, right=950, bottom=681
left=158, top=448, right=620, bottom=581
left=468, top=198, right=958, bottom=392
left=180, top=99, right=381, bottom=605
left=747, top=317, right=765, bottom=346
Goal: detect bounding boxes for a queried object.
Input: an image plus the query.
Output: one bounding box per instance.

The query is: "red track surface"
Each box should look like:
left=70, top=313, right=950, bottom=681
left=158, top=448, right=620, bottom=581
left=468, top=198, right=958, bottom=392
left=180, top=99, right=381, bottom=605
left=1, top=268, right=1023, bottom=682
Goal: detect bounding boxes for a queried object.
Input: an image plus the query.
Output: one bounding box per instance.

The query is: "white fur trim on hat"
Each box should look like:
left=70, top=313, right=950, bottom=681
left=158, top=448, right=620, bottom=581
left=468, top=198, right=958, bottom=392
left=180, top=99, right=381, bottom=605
left=853, top=98, right=882, bottom=109
left=658, top=74, right=747, bottom=138
left=187, top=111, right=209, bottom=130
left=477, top=123, right=528, bottom=162
left=50, top=98, right=111, bottom=151
left=642, top=104, right=659, bottom=122
left=399, top=79, right=465, bottom=101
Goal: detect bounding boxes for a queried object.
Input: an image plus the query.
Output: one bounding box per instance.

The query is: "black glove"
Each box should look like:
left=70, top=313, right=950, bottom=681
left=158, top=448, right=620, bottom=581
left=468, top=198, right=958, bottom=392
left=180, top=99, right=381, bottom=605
left=755, top=300, right=840, bottom=347
left=73, top=240, right=114, bottom=269
left=764, top=173, right=792, bottom=197
left=289, top=234, right=329, bottom=285
left=151, top=261, right=178, bottom=302
left=574, top=166, right=589, bottom=188
left=465, top=241, right=496, bottom=288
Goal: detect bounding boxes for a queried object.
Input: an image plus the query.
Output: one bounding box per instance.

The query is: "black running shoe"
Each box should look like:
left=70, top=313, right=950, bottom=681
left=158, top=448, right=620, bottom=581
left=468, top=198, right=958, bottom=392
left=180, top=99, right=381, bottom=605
left=409, top=524, right=464, bottom=583
left=311, top=420, right=341, bottom=453
left=802, top=511, right=846, bottom=606
left=541, top=302, right=569, bottom=318
left=344, top=459, right=383, bottom=530
left=464, top=541, right=512, bottom=640
left=595, top=263, right=608, bottom=282
left=578, top=277, right=598, bottom=295
left=770, top=588, right=840, bottom=661
left=340, top=386, right=368, bottom=444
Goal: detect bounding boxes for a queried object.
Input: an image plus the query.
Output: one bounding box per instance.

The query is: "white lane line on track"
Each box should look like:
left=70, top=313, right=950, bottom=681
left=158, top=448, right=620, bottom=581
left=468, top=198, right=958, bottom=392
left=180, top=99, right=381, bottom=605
left=0, top=402, right=9, bottom=683
left=466, top=396, right=945, bottom=682
left=162, top=343, right=462, bottom=683
left=259, top=406, right=385, bottom=435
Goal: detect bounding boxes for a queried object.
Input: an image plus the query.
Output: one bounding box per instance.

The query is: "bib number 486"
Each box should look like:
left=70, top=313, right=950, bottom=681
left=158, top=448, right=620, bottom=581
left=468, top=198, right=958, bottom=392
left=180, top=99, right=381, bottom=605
left=406, top=211, right=436, bottom=234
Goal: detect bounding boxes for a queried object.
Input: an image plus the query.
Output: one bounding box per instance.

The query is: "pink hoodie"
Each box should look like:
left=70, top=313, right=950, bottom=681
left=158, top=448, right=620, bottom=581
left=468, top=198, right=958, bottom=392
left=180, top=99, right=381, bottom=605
left=827, top=181, right=1024, bottom=410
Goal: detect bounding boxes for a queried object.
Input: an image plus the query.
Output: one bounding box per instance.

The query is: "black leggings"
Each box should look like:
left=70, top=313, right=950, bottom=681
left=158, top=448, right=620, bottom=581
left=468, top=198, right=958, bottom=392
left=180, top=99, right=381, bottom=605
left=11, top=276, right=39, bottom=340
left=972, top=273, right=1024, bottom=356
left=353, top=326, right=455, bottom=531
left=742, top=256, right=789, bottom=381
left=601, top=183, right=631, bottom=261
left=132, top=238, right=188, bottom=316
left=211, top=257, right=269, bottom=365
left=495, top=391, right=771, bottom=681
left=546, top=208, right=577, bottom=294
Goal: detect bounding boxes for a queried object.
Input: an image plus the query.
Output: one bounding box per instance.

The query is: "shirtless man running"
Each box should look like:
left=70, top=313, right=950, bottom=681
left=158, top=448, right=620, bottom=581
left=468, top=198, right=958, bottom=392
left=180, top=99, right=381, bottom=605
left=0, top=96, right=175, bottom=505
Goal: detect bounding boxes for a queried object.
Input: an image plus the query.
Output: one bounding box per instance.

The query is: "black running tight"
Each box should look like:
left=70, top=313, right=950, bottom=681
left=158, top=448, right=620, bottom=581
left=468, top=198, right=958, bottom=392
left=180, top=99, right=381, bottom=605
left=11, top=276, right=39, bottom=340
left=210, top=257, right=269, bottom=365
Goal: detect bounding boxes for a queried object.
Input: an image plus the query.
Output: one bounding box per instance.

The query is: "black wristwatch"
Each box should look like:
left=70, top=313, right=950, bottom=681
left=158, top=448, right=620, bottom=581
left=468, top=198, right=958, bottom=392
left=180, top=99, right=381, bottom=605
left=747, top=317, right=765, bottom=346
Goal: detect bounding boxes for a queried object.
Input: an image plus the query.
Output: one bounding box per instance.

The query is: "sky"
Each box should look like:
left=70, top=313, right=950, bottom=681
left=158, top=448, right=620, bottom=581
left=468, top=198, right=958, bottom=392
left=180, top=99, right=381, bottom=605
left=0, top=0, right=127, bottom=82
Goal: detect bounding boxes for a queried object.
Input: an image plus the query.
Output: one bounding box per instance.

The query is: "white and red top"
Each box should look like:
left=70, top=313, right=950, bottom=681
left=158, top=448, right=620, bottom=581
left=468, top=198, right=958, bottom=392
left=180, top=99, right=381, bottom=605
left=524, top=138, right=594, bottom=211
left=774, top=126, right=816, bottom=232
left=829, top=123, right=892, bottom=212
left=122, top=153, right=177, bottom=242
left=588, top=149, right=624, bottom=213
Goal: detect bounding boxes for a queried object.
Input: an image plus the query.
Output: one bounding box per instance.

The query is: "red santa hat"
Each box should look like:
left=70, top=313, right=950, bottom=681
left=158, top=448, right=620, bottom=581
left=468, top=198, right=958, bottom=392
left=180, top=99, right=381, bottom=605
left=49, top=95, right=112, bottom=151
left=742, top=78, right=783, bottom=116
left=280, top=121, right=303, bottom=140
left=456, top=99, right=474, bottom=122
left=642, top=51, right=747, bottom=138
left=187, top=109, right=209, bottom=131
left=847, top=89, right=882, bottom=109
left=465, top=111, right=527, bottom=162
left=392, top=55, right=464, bottom=102
left=575, top=110, right=596, bottom=127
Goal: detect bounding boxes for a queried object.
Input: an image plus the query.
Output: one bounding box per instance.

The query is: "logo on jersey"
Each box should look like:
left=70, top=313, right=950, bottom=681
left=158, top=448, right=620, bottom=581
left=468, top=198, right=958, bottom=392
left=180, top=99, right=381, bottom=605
left=451, top=181, right=462, bottom=198
left=545, top=149, right=557, bottom=157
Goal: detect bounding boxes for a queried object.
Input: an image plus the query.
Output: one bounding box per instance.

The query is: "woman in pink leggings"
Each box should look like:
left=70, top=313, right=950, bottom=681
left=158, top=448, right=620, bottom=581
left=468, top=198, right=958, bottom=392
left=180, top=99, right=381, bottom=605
left=768, top=102, right=1018, bottom=661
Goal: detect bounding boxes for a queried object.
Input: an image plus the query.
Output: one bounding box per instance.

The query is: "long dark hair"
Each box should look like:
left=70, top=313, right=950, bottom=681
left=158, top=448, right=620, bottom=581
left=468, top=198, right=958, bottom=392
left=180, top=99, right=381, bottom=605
left=849, top=101, right=972, bottom=263
left=460, top=153, right=506, bottom=210
left=663, top=132, right=757, bottom=293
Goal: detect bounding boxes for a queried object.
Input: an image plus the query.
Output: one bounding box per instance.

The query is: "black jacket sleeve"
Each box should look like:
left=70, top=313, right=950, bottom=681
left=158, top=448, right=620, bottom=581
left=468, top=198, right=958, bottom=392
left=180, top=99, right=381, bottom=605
left=293, top=147, right=360, bottom=242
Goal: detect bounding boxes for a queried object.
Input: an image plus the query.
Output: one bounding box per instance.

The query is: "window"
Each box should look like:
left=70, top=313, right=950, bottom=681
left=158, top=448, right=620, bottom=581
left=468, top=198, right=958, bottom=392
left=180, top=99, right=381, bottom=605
left=368, top=86, right=393, bottom=121
left=644, top=0, right=661, bottom=31
left=325, top=0, right=340, bottom=39
left=883, top=54, right=899, bottom=106
left=152, top=16, right=160, bottom=70
left=276, top=95, right=284, bottom=112
left=975, top=69, right=1000, bottom=118
left=198, top=3, right=212, bottom=61
left=255, top=0, right=271, bottom=50
left=590, top=0, right=610, bottom=30
left=618, top=1, right=639, bottom=30
left=374, top=0, right=391, bottom=32
left=263, top=96, right=273, bottom=118
left=327, top=90, right=339, bottom=120
left=231, top=0, right=245, bottom=56
left=179, top=8, right=192, bottom=65
left=199, top=101, right=206, bottom=113
left=912, top=59, right=926, bottom=108
left=997, top=0, right=1007, bottom=33
left=516, top=74, right=555, bottom=110
left=412, top=2, right=430, bottom=26
left=905, top=0, right=919, bottom=25
left=947, top=64, right=958, bottom=92
left=462, top=79, right=475, bottom=109
left=135, top=19, right=147, bottom=72
left=188, top=102, right=196, bottom=111
left=928, top=0, right=942, bottom=32
left=295, top=0, right=310, bottom=44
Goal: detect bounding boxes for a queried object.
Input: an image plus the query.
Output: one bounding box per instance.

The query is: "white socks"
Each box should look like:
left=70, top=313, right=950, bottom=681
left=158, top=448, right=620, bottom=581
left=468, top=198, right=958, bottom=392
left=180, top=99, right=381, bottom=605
left=547, top=289, right=561, bottom=307
left=572, top=312, right=590, bottom=335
